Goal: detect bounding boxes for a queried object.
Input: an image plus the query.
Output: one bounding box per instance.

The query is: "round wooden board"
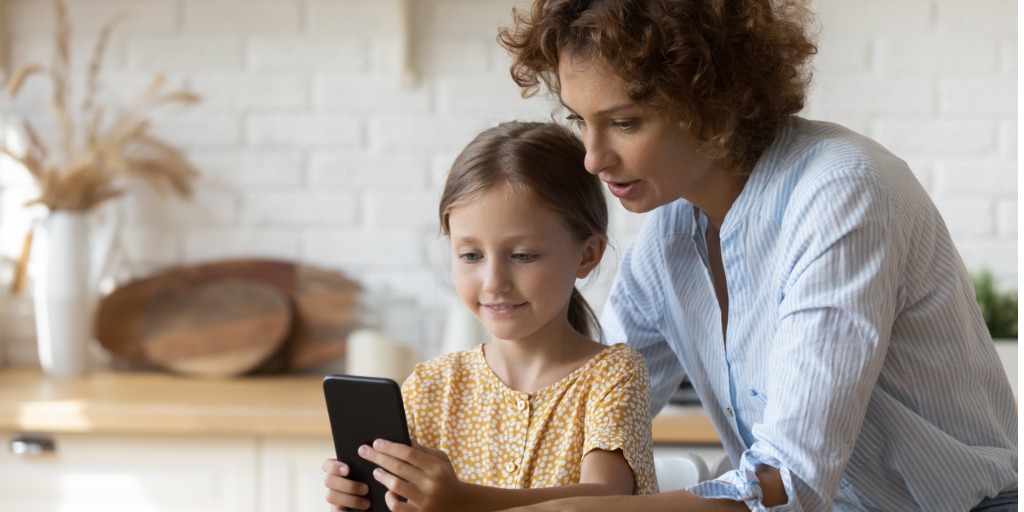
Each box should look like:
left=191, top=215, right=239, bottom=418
left=95, top=259, right=363, bottom=372
left=140, top=279, right=292, bottom=377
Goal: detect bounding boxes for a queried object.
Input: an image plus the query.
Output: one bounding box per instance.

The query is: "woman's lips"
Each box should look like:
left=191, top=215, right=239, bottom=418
left=606, top=180, right=639, bottom=199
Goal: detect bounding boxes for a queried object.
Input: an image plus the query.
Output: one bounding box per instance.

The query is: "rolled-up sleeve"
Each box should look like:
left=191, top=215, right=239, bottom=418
left=689, top=452, right=798, bottom=510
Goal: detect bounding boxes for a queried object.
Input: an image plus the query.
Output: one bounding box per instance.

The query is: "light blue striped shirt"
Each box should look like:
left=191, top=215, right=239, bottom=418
left=601, top=117, right=1017, bottom=511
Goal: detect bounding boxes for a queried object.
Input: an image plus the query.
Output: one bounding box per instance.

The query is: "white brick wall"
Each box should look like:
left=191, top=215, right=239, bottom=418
left=805, top=0, right=1017, bottom=289
left=0, top=0, right=1016, bottom=365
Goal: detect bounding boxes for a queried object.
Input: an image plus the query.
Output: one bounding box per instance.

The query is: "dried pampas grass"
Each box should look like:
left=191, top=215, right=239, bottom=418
left=0, top=0, right=200, bottom=212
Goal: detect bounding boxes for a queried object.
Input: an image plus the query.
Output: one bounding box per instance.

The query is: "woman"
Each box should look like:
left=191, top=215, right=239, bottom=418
left=495, top=1, right=1017, bottom=511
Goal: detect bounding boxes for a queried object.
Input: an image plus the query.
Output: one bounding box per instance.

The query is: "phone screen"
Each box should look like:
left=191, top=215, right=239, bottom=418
left=323, top=374, right=411, bottom=512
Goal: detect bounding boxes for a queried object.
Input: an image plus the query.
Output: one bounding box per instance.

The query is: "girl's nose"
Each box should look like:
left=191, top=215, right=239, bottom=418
left=482, top=261, right=512, bottom=294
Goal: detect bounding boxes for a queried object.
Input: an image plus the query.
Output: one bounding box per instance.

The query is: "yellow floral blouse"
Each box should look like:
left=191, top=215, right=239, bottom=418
left=401, top=343, right=658, bottom=494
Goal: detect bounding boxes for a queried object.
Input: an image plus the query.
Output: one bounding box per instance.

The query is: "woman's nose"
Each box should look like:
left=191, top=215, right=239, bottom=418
left=582, top=131, right=615, bottom=175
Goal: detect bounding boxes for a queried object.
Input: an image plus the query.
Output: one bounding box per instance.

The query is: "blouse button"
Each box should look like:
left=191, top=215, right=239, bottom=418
left=726, top=407, right=734, bottom=417
left=504, top=462, right=517, bottom=472
left=515, top=399, right=526, bottom=411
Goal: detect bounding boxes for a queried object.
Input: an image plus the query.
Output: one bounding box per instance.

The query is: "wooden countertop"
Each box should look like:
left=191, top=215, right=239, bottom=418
left=0, top=369, right=720, bottom=444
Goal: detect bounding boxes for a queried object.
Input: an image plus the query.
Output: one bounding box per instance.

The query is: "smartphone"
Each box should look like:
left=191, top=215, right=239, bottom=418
left=323, top=374, right=411, bottom=512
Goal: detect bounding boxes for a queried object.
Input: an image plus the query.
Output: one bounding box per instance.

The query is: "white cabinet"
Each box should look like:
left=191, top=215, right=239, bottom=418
left=0, top=433, right=259, bottom=512
left=0, top=431, right=726, bottom=512
left=259, top=438, right=334, bottom=512
left=0, top=432, right=336, bottom=512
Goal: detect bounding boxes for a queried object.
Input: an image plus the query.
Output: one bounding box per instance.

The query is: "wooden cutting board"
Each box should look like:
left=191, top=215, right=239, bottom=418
left=141, top=279, right=292, bottom=377
left=95, top=259, right=363, bottom=373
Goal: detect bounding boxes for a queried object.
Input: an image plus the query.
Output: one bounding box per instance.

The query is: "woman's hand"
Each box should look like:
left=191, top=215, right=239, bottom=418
left=360, top=438, right=467, bottom=512
left=322, top=458, right=371, bottom=511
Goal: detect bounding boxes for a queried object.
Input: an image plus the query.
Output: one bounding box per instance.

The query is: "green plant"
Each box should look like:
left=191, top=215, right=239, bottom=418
left=973, top=270, right=1017, bottom=340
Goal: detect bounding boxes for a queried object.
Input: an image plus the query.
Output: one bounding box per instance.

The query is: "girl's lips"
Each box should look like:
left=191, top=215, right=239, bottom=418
left=606, top=180, right=639, bottom=199
left=483, top=303, right=524, bottom=315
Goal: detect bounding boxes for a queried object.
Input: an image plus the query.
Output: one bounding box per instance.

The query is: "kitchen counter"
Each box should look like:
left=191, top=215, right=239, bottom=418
left=0, top=369, right=720, bottom=444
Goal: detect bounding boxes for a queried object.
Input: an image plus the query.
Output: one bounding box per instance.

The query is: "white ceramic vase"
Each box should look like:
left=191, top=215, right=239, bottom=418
left=32, top=212, right=111, bottom=378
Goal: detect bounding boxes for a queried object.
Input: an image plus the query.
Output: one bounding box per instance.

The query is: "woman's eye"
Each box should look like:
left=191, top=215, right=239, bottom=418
left=565, top=114, right=585, bottom=128
left=512, top=253, right=537, bottom=262
left=613, top=119, right=636, bottom=130
left=460, top=253, right=482, bottom=262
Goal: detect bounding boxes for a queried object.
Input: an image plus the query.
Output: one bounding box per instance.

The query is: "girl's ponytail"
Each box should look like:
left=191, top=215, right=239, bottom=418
left=567, top=287, right=602, bottom=342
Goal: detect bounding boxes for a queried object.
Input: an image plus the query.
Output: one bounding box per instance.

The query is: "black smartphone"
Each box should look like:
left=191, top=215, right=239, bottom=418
left=323, top=374, right=411, bottom=512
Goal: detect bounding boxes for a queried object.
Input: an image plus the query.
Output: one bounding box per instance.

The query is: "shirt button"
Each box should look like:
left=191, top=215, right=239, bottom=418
left=726, top=407, right=734, bottom=417
left=515, top=399, right=526, bottom=411
left=504, top=462, right=517, bottom=472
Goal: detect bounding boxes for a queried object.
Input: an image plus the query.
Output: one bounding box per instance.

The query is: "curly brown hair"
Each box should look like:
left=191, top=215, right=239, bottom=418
left=498, top=0, right=818, bottom=174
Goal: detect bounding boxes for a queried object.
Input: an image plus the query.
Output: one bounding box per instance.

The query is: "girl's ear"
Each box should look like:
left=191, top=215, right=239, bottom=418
left=576, top=234, right=607, bottom=279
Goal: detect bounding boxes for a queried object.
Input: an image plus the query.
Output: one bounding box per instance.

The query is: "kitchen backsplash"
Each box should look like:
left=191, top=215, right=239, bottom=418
left=0, top=0, right=1016, bottom=367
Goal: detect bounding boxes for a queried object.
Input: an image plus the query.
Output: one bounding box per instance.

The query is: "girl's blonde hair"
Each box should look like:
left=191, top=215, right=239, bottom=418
left=439, top=121, right=608, bottom=339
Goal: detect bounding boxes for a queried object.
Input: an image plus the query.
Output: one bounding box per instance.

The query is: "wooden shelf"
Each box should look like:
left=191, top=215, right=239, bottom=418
left=0, top=369, right=329, bottom=438
left=651, top=404, right=720, bottom=445
left=0, top=369, right=719, bottom=444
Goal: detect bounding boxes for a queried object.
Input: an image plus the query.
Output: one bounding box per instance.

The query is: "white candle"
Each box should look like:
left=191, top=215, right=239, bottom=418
left=346, top=328, right=417, bottom=383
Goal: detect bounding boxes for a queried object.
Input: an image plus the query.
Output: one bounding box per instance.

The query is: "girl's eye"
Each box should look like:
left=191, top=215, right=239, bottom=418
left=512, top=253, right=537, bottom=262
left=460, top=252, right=482, bottom=262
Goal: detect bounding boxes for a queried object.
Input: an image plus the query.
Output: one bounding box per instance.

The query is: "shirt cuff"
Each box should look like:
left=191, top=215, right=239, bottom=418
left=687, top=453, right=797, bottom=512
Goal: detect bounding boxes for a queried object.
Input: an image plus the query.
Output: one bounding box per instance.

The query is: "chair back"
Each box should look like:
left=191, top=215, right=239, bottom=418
left=713, top=455, right=732, bottom=477
left=653, top=453, right=710, bottom=492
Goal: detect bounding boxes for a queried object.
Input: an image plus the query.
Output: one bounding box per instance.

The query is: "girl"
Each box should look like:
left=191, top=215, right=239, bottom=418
left=322, top=121, right=658, bottom=512
left=495, top=1, right=1017, bottom=511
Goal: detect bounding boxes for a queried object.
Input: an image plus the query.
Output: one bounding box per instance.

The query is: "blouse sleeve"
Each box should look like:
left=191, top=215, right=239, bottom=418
left=601, top=220, right=688, bottom=415
left=582, top=349, right=659, bottom=494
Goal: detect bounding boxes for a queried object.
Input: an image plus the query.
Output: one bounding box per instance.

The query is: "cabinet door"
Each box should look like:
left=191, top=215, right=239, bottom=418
left=0, top=432, right=258, bottom=512
left=259, top=437, right=333, bottom=512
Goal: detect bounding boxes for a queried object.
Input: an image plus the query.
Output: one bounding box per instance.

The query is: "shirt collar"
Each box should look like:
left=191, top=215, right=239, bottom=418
left=718, top=117, right=797, bottom=235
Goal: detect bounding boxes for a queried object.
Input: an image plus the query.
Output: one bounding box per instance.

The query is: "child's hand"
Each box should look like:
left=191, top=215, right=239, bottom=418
left=321, top=458, right=371, bottom=511
left=359, top=439, right=466, bottom=512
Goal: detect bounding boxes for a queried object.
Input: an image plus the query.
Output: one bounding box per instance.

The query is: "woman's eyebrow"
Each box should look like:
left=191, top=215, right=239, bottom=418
left=559, top=99, right=638, bottom=117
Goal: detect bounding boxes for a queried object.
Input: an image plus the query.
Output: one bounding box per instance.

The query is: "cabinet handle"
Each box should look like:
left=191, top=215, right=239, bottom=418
left=10, top=433, right=56, bottom=457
